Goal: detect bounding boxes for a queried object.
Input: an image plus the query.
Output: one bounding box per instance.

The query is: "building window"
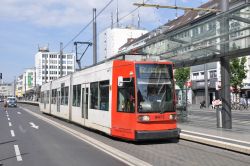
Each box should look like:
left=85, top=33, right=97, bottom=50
left=72, top=84, right=81, bottom=107
left=193, top=72, right=199, bottom=79
left=209, top=70, right=217, bottom=78
left=67, top=55, right=72, bottom=59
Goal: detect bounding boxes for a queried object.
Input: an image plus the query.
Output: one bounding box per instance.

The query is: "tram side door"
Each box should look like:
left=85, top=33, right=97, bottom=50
left=57, top=88, right=60, bottom=112
left=81, top=84, right=89, bottom=124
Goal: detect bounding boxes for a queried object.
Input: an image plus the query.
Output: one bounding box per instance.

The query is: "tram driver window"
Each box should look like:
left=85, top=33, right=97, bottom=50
left=117, top=78, right=135, bottom=113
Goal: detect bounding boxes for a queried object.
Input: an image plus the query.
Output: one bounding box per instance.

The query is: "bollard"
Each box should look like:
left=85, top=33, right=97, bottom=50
left=216, top=106, right=222, bottom=128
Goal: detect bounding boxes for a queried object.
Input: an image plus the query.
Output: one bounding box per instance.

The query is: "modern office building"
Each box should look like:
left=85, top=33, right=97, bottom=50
left=35, top=47, right=76, bottom=85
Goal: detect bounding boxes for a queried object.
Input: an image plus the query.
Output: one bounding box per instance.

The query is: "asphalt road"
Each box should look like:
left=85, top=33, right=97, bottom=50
left=1, top=103, right=250, bottom=166
left=0, top=104, right=126, bottom=166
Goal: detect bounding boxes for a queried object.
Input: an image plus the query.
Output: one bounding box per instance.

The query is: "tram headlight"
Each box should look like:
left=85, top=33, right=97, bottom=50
left=169, top=114, right=176, bottom=120
left=138, top=115, right=150, bottom=122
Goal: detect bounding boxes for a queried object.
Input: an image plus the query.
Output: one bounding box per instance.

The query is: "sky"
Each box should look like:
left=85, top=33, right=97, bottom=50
left=0, top=0, right=207, bottom=83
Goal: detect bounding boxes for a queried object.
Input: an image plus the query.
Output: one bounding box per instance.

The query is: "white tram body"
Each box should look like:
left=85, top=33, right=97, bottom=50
left=40, top=56, right=180, bottom=141
left=40, top=61, right=112, bottom=134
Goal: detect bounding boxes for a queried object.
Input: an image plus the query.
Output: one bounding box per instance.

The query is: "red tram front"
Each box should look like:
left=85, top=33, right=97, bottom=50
left=111, top=60, right=180, bottom=141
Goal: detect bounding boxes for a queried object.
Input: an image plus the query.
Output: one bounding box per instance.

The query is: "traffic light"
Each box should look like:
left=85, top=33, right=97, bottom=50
left=0, top=73, right=2, bottom=79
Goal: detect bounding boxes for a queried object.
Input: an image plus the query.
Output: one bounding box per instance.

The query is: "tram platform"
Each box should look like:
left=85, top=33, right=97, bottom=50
left=178, top=105, right=250, bottom=155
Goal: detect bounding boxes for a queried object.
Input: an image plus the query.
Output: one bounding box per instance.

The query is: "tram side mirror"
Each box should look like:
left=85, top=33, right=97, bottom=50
left=118, top=76, right=124, bottom=87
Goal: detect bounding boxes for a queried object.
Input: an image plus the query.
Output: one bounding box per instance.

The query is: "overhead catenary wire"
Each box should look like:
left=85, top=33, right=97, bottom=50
left=63, top=0, right=114, bottom=50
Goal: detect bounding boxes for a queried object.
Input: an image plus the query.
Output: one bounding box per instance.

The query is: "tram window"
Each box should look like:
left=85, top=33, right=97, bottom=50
left=65, top=87, right=69, bottom=105
left=51, top=89, right=57, bottom=104
left=90, top=82, right=98, bottom=109
left=41, top=92, right=44, bottom=103
left=61, top=87, right=64, bottom=105
left=117, top=78, right=135, bottom=113
left=46, top=90, right=50, bottom=104
left=61, top=86, right=69, bottom=105
left=99, top=80, right=109, bottom=111
left=73, top=84, right=81, bottom=107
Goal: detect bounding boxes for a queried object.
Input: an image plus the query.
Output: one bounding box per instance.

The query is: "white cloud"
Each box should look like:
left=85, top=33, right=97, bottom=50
left=0, top=0, right=174, bottom=28
left=0, top=0, right=105, bottom=26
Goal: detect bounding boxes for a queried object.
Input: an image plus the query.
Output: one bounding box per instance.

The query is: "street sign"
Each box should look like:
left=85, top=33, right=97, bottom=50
left=0, top=73, right=2, bottom=79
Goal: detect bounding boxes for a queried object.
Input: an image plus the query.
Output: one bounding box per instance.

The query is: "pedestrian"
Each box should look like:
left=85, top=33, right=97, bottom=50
left=3, top=97, right=7, bottom=111
left=212, top=99, right=216, bottom=109
left=200, top=100, right=205, bottom=109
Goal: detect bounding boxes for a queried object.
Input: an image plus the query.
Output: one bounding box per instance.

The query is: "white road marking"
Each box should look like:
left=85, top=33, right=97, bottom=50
left=9, top=122, right=12, bottom=127
left=6, top=114, right=9, bottom=117
left=29, top=122, right=39, bottom=129
left=7, top=118, right=10, bottom=121
left=17, top=112, right=21, bottom=114
left=21, top=106, right=152, bottom=166
left=10, top=130, right=15, bottom=137
left=14, top=145, right=22, bottom=161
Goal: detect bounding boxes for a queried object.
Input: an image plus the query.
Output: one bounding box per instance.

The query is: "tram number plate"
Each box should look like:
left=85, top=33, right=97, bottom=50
left=154, top=115, right=165, bottom=120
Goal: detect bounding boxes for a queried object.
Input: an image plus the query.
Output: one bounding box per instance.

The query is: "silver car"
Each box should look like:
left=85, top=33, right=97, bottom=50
left=7, top=97, right=17, bottom=107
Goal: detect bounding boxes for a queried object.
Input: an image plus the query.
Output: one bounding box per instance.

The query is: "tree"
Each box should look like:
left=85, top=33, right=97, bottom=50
left=230, top=57, right=248, bottom=101
left=174, top=67, right=190, bottom=105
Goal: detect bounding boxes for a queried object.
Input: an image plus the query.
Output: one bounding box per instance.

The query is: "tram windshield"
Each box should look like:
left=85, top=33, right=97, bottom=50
left=136, top=64, right=174, bottom=113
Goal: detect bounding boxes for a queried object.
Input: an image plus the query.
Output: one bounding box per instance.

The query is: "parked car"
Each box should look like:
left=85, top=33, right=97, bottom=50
left=7, top=97, right=17, bottom=107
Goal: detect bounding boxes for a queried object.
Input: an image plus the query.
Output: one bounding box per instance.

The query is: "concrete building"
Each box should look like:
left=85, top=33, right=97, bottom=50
left=0, top=83, right=14, bottom=97
left=117, top=0, right=250, bottom=106
left=98, top=27, right=148, bottom=61
left=21, top=68, right=36, bottom=100
left=16, top=74, right=23, bottom=98
left=35, top=47, right=76, bottom=85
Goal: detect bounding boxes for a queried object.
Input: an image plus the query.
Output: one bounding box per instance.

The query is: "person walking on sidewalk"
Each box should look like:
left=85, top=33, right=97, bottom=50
left=3, top=97, right=7, bottom=111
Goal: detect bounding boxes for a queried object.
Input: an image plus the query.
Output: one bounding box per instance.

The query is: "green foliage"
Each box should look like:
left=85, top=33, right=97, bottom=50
left=175, top=67, right=190, bottom=90
left=230, top=57, right=248, bottom=92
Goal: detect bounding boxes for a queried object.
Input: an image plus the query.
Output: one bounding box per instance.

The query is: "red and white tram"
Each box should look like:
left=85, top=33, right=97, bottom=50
left=40, top=55, right=180, bottom=141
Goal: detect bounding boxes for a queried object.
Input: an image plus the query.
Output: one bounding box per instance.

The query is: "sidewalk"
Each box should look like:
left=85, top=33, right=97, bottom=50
left=178, top=104, right=250, bottom=154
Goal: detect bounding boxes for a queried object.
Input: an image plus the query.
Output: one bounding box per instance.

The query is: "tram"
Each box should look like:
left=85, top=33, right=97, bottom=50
left=39, top=55, right=180, bottom=141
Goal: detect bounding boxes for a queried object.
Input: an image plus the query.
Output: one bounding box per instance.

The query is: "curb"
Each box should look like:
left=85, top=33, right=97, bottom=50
left=180, top=133, right=250, bottom=155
